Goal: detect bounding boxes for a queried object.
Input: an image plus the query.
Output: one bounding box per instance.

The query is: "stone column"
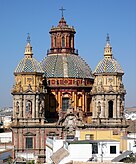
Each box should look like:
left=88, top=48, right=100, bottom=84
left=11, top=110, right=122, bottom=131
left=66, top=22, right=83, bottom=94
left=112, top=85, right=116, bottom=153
left=32, top=96, right=35, bottom=118
left=55, top=91, right=58, bottom=112
left=14, top=129, right=18, bottom=158
left=85, top=93, right=87, bottom=112
left=105, top=96, right=108, bottom=118
left=36, top=129, right=39, bottom=150
left=19, top=129, right=22, bottom=150
left=13, top=98, right=15, bottom=118
left=117, top=96, right=120, bottom=118
left=23, top=97, right=26, bottom=118
left=92, top=96, right=97, bottom=118
left=20, top=96, right=23, bottom=117
left=113, top=97, right=116, bottom=118
left=58, top=91, right=60, bottom=110
left=36, top=95, right=39, bottom=118
left=74, top=92, right=77, bottom=111
left=41, top=128, right=45, bottom=156
left=101, top=96, right=105, bottom=118
left=82, top=91, right=85, bottom=112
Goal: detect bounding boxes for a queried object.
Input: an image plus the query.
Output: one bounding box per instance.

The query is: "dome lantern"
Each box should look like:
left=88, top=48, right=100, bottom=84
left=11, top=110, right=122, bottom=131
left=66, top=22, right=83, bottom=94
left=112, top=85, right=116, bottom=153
left=48, top=9, right=76, bottom=55
left=24, top=33, right=33, bottom=58
left=104, top=34, right=112, bottom=59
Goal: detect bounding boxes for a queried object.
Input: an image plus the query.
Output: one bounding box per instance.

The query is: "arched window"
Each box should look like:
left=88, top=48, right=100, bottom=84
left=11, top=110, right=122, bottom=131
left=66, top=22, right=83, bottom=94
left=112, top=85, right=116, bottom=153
left=54, top=37, right=56, bottom=47
left=69, top=36, right=71, bottom=48
left=62, top=97, right=69, bottom=111
left=108, top=100, right=113, bottom=118
left=77, top=94, right=82, bottom=107
left=26, top=100, right=32, bottom=114
left=62, top=36, right=65, bottom=48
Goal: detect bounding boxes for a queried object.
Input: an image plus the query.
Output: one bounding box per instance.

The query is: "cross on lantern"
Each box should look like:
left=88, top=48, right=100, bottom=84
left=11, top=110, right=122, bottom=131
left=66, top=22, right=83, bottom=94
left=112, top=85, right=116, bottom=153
left=59, top=7, right=66, bottom=17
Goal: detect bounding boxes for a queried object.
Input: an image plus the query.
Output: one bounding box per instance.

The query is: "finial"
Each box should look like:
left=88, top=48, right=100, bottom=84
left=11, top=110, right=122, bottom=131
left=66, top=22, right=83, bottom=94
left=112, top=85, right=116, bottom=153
left=59, top=7, right=66, bottom=17
left=25, top=33, right=33, bottom=56
left=104, top=33, right=112, bottom=58
left=106, top=33, right=110, bottom=44
left=27, top=33, right=31, bottom=43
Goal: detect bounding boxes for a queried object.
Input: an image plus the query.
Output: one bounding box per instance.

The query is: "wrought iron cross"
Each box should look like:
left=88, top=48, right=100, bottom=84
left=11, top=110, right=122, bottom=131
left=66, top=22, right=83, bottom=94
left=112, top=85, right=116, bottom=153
left=106, top=33, right=110, bottom=43
left=59, top=7, right=66, bottom=17
left=27, top=33, right=31, bottom=43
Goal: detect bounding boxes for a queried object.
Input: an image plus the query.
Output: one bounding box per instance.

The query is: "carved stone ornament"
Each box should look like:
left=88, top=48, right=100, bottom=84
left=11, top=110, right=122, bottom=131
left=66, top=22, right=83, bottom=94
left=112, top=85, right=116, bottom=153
left=91, top=86, right=97, bottom=94
left=97, top=84, right=104, bottom=93
left=109, top=84, right=114, bottom=92
left=57, top=106, right=84, bottom=134
left=64, top=114, right=77, bottom=133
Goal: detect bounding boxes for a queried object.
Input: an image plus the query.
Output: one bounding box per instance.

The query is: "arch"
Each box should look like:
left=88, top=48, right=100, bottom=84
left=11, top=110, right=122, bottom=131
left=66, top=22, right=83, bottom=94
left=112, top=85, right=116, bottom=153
left=62, top=97, right=69, bottom=111
left=26, top=100, right=32, bottom=114
left=108, top=100, right=113, bottom=118
left=16, top=101, right=19, bottom=114
left=54, top=36, right=57, bottom=47
left=69, top=35, right=71, bottom=48
left=62, top=36, right=65, bottom=48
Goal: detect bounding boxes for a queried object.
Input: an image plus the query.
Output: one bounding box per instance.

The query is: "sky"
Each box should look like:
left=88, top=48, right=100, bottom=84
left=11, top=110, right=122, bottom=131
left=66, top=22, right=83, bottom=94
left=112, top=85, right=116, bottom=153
left=0, top=0, right=136, bottom=108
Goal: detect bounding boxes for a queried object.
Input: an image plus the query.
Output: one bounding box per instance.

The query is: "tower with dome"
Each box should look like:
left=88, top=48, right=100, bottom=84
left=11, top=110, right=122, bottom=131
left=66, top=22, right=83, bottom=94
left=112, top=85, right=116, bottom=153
left=11, top=13, right=127, bottom=163
left=91, top=34, right=126, bottom=125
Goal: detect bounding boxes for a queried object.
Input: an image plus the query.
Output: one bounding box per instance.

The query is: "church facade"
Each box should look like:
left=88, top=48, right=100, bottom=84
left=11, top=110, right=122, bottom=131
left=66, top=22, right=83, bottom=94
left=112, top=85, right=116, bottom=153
left=11, top=14, right=127, bottom=163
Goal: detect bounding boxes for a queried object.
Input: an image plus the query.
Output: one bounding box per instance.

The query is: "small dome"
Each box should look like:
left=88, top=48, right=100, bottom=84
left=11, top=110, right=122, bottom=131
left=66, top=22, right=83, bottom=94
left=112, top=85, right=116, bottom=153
left=94, top=34, right=124, bottom=75
left=41, top=54, right=93, bottom=79
left=15, top=57, right=43, bottom=73
left=15, top=36, right=43, bottom=74
left=94, top=58, right=124, bottom=74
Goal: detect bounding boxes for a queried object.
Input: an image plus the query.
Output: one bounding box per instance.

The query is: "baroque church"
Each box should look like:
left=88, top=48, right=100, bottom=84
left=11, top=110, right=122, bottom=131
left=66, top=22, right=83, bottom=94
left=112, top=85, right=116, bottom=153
left=11, top=12, right=127, bottom=163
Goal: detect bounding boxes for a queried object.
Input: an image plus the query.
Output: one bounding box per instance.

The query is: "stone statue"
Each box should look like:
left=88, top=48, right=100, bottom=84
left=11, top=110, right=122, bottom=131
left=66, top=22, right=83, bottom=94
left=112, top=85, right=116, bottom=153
left=97, top=102, right=101, bottom=118
left=64, top=115, right=76, bottom=134
left=39, top=100, right=44, bottom=116
left=16, top=101, right=19, bottom=115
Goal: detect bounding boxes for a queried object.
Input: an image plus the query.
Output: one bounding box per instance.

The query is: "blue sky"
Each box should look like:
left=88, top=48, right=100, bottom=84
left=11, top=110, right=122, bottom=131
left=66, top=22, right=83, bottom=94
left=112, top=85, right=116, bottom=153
left=0, top=0, right=135, bottom=108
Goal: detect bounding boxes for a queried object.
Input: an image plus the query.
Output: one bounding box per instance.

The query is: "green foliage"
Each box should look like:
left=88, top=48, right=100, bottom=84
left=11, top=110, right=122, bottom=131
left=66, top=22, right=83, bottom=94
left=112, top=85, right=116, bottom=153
left=7, top=155, right=12, bottom=164
left=26, top=160, right=35, bottom=164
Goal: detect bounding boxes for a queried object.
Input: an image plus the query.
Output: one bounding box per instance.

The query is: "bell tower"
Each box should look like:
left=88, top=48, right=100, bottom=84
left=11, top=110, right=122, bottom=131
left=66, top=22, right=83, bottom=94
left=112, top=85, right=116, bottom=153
left=11, top=34, right=46, bottom=162
left=91, top=34, right=126, bottom=126
left=12, top=34, right=45, bottom=124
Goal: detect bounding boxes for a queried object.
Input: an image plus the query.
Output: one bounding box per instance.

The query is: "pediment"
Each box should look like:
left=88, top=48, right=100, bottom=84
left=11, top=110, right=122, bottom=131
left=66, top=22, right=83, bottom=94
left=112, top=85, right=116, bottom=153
left=25, top=89, right=34, bottom=93
left=107, top=89, right=115, bottom=93
left=24, top=131, right=36, bottom=136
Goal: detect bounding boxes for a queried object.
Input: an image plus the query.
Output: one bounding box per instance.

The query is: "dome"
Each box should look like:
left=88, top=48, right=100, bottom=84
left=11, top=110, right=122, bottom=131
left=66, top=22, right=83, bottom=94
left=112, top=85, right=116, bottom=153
left=41, top=54, right=93, bottom=79
left=14, top=37, right=43, bottom=74
left=94, top=34, right=124, bottom=75
left=41, top=16, right=93, bottom=79
left=15, top=57, right=43, bottom=73
left=94, top=58, right=124, bottom=74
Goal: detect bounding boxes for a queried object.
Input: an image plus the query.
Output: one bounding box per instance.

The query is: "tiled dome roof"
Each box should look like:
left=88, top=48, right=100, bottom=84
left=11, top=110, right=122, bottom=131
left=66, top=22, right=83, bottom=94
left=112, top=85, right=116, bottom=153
left=94, top=58, right=124, bottom=74
left=14, top=39, right=43, bottom=74
left=94, top=35, right=124, bottom=75
left=41, top=54, right=93, bottom=78
left=15, top=57, right=43, bottom=73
